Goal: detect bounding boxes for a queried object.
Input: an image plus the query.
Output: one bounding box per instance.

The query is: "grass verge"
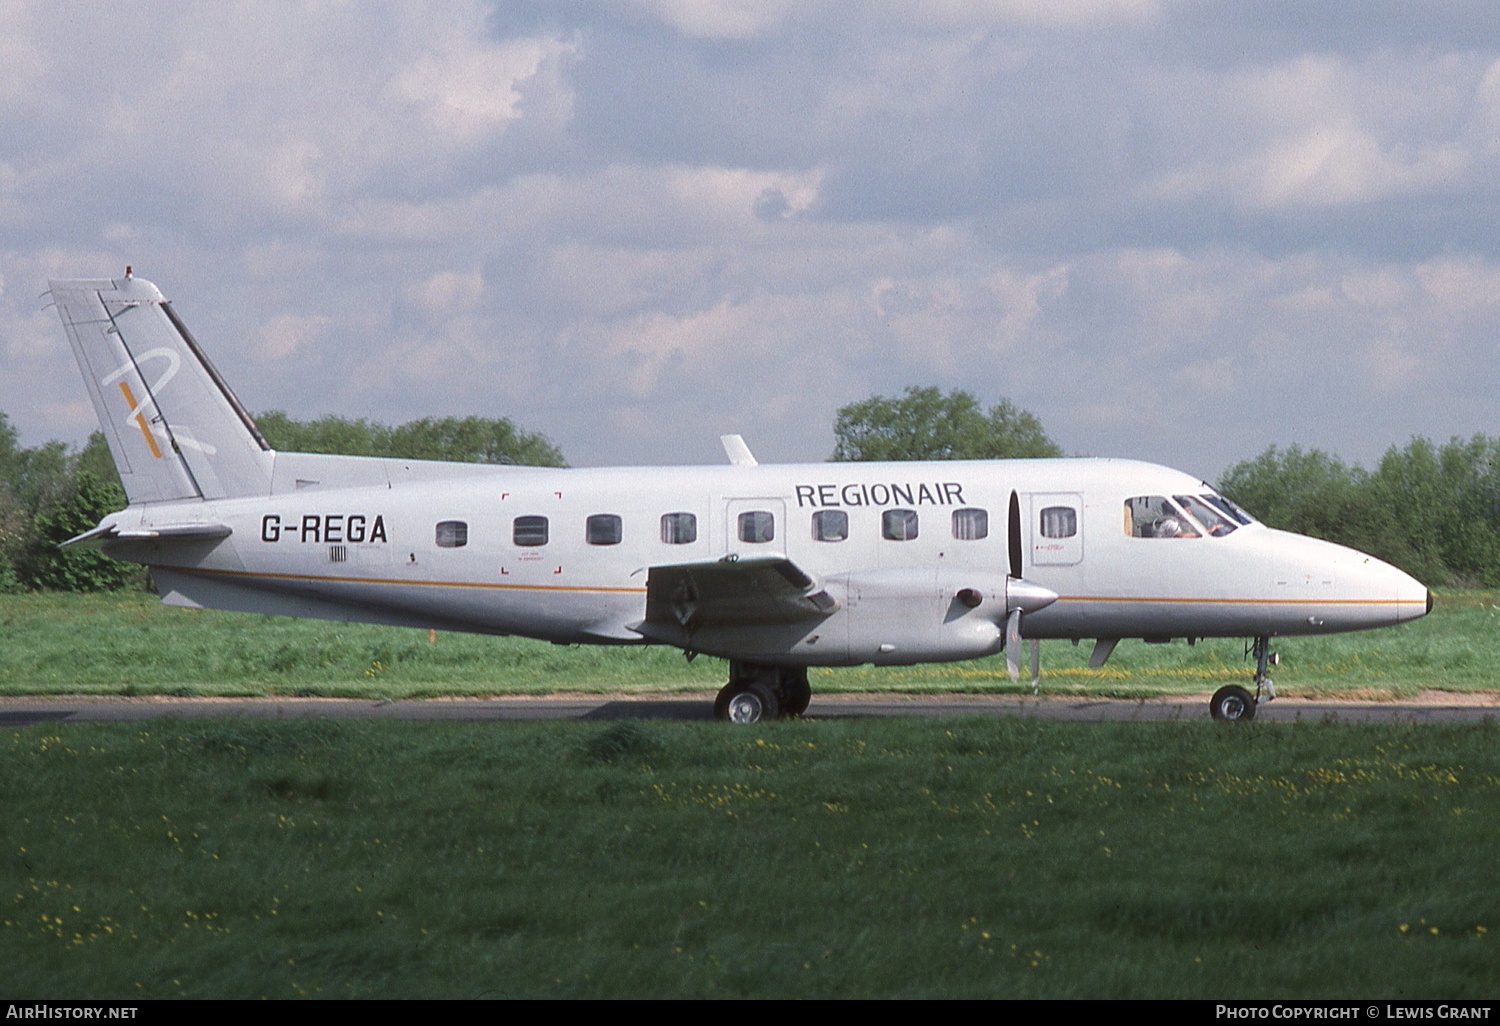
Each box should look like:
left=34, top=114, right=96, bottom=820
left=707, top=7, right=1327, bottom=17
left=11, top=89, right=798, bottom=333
left=3, top=717, right=1496, bottom=998
left=0, top=590, right=1495, bottom=699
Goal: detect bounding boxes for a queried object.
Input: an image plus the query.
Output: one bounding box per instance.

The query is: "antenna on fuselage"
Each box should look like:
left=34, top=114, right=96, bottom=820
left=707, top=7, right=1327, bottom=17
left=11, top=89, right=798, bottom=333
left=721, top=434, right=758, bottom=467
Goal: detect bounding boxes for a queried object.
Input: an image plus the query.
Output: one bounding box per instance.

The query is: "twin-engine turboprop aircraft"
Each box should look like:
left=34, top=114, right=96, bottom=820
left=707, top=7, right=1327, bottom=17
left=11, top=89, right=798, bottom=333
left=48, top=273, right=1431, bottom=722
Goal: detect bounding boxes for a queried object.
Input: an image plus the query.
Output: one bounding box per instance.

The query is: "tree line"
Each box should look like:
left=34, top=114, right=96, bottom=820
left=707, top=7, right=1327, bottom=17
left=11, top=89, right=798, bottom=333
left=0, top=411, right=564, bottom=593
left=2, top=387, right=1496, bottom=590
left=835, top=387, right=1500, bottom=589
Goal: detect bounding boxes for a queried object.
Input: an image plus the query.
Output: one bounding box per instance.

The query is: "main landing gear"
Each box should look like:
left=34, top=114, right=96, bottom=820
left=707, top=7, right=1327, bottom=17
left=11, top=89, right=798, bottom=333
left=1209, top=634, right=1278, bottom=722
left=715, top=662, right=811, bottom=723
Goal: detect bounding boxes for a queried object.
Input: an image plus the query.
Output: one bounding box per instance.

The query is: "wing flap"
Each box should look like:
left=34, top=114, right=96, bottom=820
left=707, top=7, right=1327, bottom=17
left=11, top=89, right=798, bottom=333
left=641, top=556, right=838, bottom=635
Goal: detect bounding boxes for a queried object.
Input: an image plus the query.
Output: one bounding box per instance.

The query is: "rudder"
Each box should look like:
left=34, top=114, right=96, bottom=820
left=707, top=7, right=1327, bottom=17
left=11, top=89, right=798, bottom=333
left=49, top=273, right=273, bottom=503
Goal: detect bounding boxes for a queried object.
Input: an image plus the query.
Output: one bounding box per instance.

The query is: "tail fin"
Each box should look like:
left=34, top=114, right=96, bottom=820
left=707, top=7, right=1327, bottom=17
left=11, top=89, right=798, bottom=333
left=49, top=274, right=273, bottom=504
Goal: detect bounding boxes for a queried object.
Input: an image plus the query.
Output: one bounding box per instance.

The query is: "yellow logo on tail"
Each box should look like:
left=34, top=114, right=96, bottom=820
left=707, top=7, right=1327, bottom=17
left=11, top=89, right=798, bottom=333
left=116, top=381, right=163, bottom=459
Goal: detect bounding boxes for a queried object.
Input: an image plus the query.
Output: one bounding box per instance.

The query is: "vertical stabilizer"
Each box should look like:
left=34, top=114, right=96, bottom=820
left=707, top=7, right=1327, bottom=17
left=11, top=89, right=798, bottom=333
left=49, top=275, right=273, bottom=503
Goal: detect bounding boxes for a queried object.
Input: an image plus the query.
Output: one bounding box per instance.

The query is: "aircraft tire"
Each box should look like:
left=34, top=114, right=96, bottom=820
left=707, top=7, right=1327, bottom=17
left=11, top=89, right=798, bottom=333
left=779, top=671, right=811, bottom=717
left=1209, top=684, right=1257, bottom=722
left=715, top=679, right=781, bottom=724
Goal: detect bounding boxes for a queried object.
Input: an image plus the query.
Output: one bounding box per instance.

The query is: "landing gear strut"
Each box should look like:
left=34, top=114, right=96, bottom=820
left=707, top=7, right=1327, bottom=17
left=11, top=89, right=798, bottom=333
left=1210, top=635, right=1277, bottom=722
left=715, top=662, right=810, bottom=723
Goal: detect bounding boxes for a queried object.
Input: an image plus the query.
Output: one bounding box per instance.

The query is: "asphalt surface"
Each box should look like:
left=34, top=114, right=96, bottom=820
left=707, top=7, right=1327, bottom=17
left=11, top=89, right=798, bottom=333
left=1, top=693, right=1497, bottom=726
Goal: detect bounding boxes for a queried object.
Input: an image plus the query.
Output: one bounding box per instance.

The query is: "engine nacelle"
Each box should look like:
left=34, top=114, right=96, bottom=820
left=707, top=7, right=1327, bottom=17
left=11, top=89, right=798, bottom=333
left=681, top=568, right=1057, bottom=667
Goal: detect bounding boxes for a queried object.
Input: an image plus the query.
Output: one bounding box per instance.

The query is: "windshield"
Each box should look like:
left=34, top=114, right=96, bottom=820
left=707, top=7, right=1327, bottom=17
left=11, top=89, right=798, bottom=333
left=1175, top=495, right=1238, bottom=537
left=1200, top=492, right=1255, bottom=526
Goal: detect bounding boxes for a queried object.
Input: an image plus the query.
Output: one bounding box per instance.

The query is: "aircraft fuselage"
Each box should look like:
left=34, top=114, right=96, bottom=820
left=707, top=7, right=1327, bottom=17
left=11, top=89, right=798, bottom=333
left=103, top=451, right=1429, bottom=668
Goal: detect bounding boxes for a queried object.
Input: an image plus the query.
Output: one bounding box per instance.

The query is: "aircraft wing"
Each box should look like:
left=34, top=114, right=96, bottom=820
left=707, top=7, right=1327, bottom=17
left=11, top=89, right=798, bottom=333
left=639, top=556, right=838, bottom=639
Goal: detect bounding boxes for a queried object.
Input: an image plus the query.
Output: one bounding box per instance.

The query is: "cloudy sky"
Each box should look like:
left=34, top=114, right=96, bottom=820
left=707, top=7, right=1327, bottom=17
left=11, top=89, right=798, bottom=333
left=3, top=1, right=1499, bottom=481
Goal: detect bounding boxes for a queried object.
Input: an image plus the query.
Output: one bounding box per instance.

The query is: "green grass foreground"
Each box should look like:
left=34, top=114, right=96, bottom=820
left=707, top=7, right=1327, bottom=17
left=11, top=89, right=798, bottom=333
left=0, top=590, right=1496, bottom=699
left=3, top=717, right=1496, bottom=998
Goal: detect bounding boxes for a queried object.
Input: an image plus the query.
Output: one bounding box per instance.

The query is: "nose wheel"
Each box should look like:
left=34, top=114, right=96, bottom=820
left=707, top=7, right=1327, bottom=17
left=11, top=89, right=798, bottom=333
left=1210, top=684, right=1256, bottom=721
left=1211, top=635, right=1277, bottom=721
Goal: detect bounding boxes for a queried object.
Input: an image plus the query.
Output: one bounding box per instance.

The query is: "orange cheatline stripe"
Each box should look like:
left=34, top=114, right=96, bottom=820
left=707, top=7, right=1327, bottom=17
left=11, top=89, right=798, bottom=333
left=117, top=381, right=162, bottom=459
left=152, top=571, right=1407, bottom=606
left=1056, top=595, right=1409, bottom=606
left=162, top=563, right=648, bottom=595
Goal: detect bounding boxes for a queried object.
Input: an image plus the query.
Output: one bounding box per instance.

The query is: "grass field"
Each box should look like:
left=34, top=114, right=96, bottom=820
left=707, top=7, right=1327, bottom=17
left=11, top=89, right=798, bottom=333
left=3, top=716, right=1497, bottom=998
left=0, top=590, right=1494, bottom=699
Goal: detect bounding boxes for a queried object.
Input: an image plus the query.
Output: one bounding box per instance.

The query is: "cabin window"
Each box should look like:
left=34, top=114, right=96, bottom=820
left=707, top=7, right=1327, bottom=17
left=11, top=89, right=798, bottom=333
left=1174, top=495, right=1237, bottom=537
left=1039, top=506, right=1077, bottom=539
left=586, top=514, right=622, bottom=545
left=513, top=515, right=549, bottom=547
left=435, top=520, right=468, bottom=548
left=951, top=507, right=988, bottom=541
left=882, top=509, right=918, bottom=541
left=661, top=512, right=697, bottom=545
left=1123, top=496, right=1199, bottom=539
left=738, top=510, right=775, bottom=544
left=812, top=510, right=848, bottom=542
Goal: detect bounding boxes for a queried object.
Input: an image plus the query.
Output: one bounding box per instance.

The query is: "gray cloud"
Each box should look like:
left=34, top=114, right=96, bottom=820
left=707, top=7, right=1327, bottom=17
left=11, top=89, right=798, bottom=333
left=3, top=0, right=1499, bottom=485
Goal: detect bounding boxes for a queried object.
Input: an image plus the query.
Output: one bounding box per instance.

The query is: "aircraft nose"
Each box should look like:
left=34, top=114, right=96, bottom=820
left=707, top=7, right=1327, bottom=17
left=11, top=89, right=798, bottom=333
left=1273, top=530, right=1431, bottom=631
left=1388, top=565, right=1431, bottom=625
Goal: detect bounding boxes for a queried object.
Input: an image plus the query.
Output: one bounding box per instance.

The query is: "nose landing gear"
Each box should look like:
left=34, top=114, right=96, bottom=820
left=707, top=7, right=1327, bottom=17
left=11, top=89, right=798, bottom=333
left=1210, top=635, right=1277, bottom=721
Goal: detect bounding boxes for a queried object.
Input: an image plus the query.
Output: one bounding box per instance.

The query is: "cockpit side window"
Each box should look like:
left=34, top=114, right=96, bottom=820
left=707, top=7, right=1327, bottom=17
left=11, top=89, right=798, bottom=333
left=1124, top=496, right=1199, bottom=538
left=1174, top=495, right=1237, bottom=537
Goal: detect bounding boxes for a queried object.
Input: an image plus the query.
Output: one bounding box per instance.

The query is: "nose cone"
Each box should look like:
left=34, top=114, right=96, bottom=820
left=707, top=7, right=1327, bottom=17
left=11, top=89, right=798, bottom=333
left=1332, top=544, right=1430, bottom=629
left=1263, top=530, right=1430, bottom=633
left=1393, top=573, right=1432, bottom=625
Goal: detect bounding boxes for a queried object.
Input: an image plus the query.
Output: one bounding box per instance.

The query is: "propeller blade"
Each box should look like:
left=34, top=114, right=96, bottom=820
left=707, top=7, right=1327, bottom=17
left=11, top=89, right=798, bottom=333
left=1007, top=491, right=1022, bottom=581
left=1029, top=637, right=1041, bottom=694
left=1006, top=607, right=1022, bottom=682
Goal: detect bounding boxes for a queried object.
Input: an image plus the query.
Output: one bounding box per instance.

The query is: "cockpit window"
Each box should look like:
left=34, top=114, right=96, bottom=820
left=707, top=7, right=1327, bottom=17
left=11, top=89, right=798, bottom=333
left=1175, top=495, right=1237, bottom=537
left=1124, top=496, right=1199, bottom=538
left=1202, top=493, right=1254, bottom=526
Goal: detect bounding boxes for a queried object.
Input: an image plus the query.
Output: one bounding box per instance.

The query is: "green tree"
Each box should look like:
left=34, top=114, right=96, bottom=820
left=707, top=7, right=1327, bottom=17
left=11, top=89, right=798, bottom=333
left=256, top=412, right=566, bottom=467
left=1218, top=437, right=1500, bottom=588
left=831, top=386, right=1062, bottom=462
left=74, top=431, right=121, bottom=488
left=1218, top=447, right=1376, bottom=540
left=1370, top=436, right=1500, bottom=587
left=385, top=416, right=566, bottom=467
left=26, top=471, right=140, bottom=592
left=0, top=413, right=94, bottom=591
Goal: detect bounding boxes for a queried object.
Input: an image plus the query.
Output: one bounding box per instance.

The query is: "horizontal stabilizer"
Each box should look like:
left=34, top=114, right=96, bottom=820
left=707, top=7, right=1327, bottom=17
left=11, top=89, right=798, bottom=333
left=62, top=520, right=232, bottom=550
left=640, top=555, right=838, bottom=638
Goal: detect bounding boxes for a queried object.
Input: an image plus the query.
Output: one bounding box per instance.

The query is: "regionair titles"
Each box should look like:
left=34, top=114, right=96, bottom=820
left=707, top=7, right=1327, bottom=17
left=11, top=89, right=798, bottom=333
left=793, top=481, right=967, bottom=508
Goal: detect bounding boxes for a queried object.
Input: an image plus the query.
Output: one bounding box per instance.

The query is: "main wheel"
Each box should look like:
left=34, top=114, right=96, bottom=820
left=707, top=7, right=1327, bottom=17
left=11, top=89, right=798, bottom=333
left=714, top=679, right=781, bottom=724
left=1209, top=684, right=1257, bottom=722
left=779, top=671, right=811, bottom=717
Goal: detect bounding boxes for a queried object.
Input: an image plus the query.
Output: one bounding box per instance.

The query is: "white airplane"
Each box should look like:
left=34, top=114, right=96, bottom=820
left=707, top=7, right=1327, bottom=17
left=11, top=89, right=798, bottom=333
left=48, top=272, right=1431, bottom=723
